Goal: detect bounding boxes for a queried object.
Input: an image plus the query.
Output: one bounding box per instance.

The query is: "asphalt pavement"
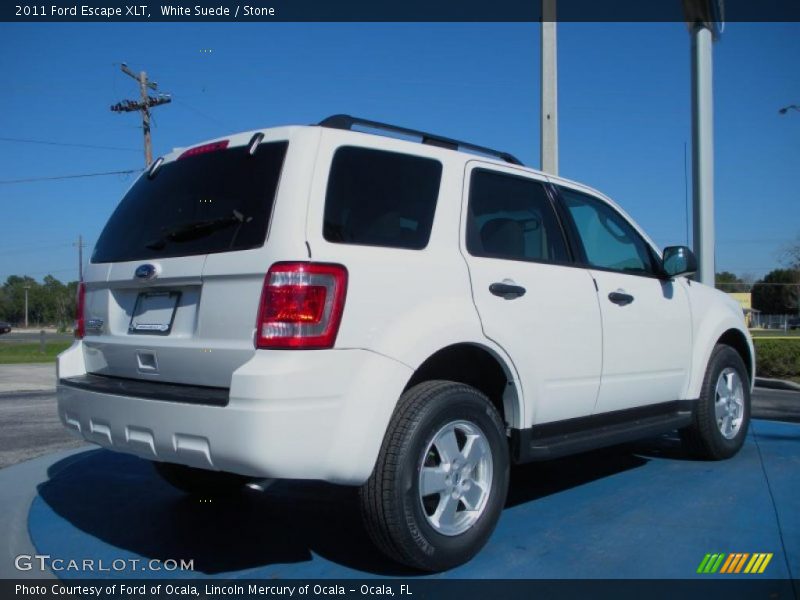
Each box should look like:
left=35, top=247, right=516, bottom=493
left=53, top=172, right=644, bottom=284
left=0, top=363, right=56, bottom=393
left=752, top=387, right=800, bottom=423
left=0, top=390, right=85, bottom=468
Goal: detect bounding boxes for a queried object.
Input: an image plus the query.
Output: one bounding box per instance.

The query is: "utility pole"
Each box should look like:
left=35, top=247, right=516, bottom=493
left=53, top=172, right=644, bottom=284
left=73, top=235, right=85, bottom=281
left=111, top=64, right=171, bottom=167
left=540, top=0, right=558, bottom=175
left=24, top=286, right=30, bottom=329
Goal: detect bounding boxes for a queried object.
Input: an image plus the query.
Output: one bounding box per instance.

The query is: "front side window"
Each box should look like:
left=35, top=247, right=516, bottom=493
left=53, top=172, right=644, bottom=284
left=323, top=147, right=442, bottom=250
left=559, top=187, right=657, bottom=275
left=466, top=169, right=568, bottom=263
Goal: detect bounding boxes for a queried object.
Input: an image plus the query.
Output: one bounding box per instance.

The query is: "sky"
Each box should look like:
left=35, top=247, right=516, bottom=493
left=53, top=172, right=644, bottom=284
left=0, top=21, right=798, bottom=283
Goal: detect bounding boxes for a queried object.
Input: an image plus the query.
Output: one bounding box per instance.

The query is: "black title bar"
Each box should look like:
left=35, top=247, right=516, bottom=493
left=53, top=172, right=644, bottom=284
left=5, top=0, right=800, bottom=22
left=2, top=579, right=798, bottom=600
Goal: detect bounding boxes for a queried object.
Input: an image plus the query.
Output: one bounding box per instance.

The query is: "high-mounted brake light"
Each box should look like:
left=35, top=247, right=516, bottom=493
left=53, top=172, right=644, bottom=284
left=178, top=140, right=229, bottom=160
left=256, top=263, right=348, bottom=349
left=74, top=282, right=86, bottom=339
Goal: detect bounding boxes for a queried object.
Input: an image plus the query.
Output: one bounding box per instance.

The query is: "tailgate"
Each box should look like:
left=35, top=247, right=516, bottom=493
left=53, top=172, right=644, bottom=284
left=82, top=256, right=262, bottom=388
left=80, top=136, right=292, bottom=388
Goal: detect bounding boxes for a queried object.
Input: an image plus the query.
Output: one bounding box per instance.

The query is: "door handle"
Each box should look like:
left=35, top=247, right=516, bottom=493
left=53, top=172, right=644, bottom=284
left=608, top=291, right=634, bottom=306
left=490, top=282, right=526, bottom=299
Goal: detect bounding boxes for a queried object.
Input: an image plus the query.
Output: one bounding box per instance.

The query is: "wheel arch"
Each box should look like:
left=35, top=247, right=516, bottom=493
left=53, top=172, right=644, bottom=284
left=403, top=342, right=521, bottom=430
left=686, top=321, right=755, bottom=399
left=716, top=328, right=754, bottom=385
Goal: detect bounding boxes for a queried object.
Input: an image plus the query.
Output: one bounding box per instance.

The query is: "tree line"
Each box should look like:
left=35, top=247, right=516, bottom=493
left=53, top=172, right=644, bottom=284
left=715, top=269, right=799, bottom=315
left=714, top=236, right=800, bottom=315
left=715, top=238, right=800, bottom=314
left=0, top=275, right=78, bottom=329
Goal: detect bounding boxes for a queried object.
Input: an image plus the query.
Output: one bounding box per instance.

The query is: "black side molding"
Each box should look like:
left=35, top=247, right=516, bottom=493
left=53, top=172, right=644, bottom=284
left=59, top=373, right=229, bottom=407
left=510, top=400, right=695, bottom=463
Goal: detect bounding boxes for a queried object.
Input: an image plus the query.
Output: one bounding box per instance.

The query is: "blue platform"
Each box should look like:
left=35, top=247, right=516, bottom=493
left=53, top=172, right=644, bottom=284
left=24, top=419, right=800, bottom=580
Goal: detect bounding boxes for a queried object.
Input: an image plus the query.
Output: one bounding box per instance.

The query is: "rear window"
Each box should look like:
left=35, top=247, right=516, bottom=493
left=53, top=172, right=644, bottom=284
left=91, top=141, right=288, bottom=263
left=323, top=146, right=442, bottom=250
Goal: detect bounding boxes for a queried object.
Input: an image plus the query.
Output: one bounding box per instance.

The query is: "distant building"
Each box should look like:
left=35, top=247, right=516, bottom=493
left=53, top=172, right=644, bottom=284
left=728, top=292, right=758, bottom=327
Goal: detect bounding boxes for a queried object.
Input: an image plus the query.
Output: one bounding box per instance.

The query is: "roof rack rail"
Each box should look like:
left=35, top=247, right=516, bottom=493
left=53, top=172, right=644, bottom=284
left=318, top=114, right=523, bottom=166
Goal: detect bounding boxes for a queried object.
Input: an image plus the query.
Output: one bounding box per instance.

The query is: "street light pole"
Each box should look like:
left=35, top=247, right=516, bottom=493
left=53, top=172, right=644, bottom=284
left=540, top=0, right=558, bottom=175
left=682, top=0, right=723, bottom=287
left=690, top=23, right=715, bottom=286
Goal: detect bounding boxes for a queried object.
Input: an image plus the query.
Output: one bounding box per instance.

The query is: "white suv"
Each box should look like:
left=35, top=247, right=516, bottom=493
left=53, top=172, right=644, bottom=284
left=57, top=115, right=754, bottom=571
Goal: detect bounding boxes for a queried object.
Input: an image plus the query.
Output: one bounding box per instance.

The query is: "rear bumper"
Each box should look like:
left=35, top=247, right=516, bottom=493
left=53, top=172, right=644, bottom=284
left=56, top=342, right=412, bottom=485
left=60, top=373, right=229, bottom=406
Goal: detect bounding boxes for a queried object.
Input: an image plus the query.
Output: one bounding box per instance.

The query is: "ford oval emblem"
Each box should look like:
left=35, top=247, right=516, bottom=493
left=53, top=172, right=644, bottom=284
left=135, top=264, right=158, bottom=280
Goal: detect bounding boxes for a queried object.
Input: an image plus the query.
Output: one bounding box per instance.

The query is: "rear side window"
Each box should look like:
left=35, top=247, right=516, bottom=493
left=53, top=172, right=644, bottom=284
left=92, top=141, right=288, bottom=263
left=466, top=169, right=568, bottom=263
left=323, top=147, right=442, bottom=250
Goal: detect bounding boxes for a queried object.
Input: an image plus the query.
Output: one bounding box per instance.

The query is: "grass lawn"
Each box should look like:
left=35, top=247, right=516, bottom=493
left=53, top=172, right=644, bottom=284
left=750, top=329, right=800, bottom=339
left=0, top=342, right=71, bottom=364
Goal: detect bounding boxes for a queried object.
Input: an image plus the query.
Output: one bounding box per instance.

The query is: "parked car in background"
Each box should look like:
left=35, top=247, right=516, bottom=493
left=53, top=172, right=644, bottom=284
left=57, top=115, right=755, bottom=572
left=788, top=317, right=800, bottom=330
left=0, top=321, right=11, bottom=335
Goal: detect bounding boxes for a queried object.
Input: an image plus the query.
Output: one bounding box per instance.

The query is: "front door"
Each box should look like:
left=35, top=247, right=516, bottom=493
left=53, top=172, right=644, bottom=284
left=556, top=185, right=693, bottom=414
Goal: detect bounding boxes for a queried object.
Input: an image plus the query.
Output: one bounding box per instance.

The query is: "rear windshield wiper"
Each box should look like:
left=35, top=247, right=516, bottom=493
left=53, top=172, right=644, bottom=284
left=146, top=210, right=252, bottom=250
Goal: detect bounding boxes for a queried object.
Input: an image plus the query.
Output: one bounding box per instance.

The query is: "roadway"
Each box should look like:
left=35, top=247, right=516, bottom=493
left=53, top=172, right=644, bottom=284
left=0, top=331, right=74, bottom=344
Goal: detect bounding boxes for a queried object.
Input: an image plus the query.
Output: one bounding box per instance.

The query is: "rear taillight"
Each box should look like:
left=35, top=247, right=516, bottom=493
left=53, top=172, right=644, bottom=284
left=74, top=282, right=85, bottom=339
left=256, top=263, right=348, bottom=349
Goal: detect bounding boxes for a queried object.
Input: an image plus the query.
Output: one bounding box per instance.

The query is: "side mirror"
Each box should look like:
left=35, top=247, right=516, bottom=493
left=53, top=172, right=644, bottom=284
left=662, top=246, right=697, bottom=278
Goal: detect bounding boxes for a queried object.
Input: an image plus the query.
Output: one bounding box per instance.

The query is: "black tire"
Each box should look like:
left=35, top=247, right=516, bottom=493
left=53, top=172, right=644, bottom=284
left=681, top=344, right=751, bottom=460
left=153, top=461, right=251, bottom=496
left=359, top=380, right=509, bottom=572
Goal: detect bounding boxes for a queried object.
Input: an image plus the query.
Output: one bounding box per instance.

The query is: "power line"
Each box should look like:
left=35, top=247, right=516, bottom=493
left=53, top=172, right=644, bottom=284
left=0, top=136, right=139, bottom=152
left=172, top=97, right=230, bottom=128
left=0, top=169, right=141, bottom=185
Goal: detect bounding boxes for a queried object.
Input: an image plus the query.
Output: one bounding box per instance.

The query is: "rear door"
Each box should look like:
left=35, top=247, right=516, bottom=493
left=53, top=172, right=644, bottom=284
left=555, top=185, right=692, bottom=413
left=82, top=138, right=289, bottom=387
left=460, top=163, right=602, bottom=426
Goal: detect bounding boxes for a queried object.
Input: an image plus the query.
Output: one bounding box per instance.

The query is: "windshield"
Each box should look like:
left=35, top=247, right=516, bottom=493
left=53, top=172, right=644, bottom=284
left=92, top=141, right=288, bottom=263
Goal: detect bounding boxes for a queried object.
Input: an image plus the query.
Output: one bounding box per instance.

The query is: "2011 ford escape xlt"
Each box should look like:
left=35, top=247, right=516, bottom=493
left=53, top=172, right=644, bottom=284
left=57, top=115, right=754, bottom=571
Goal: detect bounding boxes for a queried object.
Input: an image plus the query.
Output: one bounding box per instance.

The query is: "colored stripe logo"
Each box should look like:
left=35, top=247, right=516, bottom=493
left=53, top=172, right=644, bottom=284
left=697, top=553, right=773, bottom=574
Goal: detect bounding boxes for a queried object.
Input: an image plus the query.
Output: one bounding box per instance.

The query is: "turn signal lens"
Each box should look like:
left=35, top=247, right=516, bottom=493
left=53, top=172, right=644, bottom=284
left=74, top=282, right=86, bottom=339
left=255, top=263, right=347, bottom=349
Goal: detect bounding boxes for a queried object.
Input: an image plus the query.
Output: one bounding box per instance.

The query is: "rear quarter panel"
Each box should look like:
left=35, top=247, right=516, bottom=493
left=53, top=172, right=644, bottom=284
left=304, top=130, right=523, bottom=423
